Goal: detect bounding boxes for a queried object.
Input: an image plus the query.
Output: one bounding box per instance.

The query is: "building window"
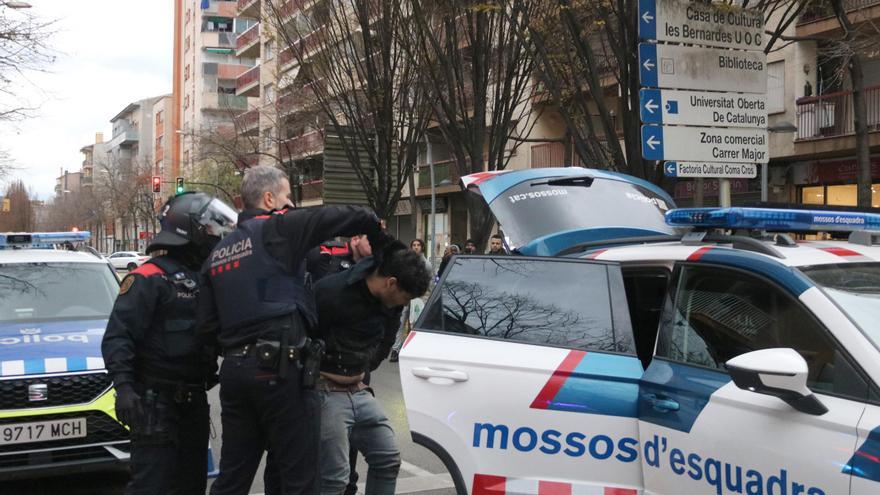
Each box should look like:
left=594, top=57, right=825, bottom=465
left=265, top=41, right=274, bottom=60
left=185, top=8, right=191, bottom=25
left=800, top=184, right=880, bottom=208
left=204, top=17, right=234, bottom=33
left=767, top=61, right=785, bottom=114
left=184, top=150, right=190, bottom=164
left=185, top=35, right=191, bottom=52
left=184, top=94, right=190, bottom=109
left=156, top=110, right=163, bottom=124
left=185, top=64, right=190, bottom=81
left=263, top=128, right=273, bottom=150
left=156, top=136, right=164, bottom=148
left=264, top=84, right=275, bottom=105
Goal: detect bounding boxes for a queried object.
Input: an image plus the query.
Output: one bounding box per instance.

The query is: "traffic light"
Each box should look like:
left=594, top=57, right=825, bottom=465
left=152, top=176, right=162, bottom=193
left=176, top=177, right=185, bottom=194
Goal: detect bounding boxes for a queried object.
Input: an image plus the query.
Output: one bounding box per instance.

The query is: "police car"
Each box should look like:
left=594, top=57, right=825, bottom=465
left=0, top=232, right=130, bottom=479
left=399, top=167, right=880, bottom=495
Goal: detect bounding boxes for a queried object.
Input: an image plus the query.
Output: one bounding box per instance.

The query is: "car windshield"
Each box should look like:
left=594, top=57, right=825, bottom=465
left=801, top=263, right=880, bottom=348
left=0, top=263, right=119, bottom=323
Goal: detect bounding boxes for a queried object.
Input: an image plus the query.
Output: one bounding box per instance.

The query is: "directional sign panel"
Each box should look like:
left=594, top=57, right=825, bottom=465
left=639, top=89, right=767, bottom=128
left=664, top=161, right=758, bottom=178
left=641, top=125, right=768, bottom=163
left=638, top=0, right=765, bottom=51
left=639, top=43, right=767, bottom=94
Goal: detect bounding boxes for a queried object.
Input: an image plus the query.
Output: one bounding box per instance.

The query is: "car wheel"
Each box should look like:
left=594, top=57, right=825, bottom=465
left=126, top=262, right=137, bottom=271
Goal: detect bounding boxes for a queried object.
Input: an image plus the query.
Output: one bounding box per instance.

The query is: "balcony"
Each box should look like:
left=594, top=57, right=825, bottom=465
left=278, top=84, right=316, bottom=115
left=417, top=159, right=461, bottom=191
left=205, top=0, right=238, bottom=17
left=797, top=0, right=880, bottom=36
left=236, top=22, right=260, bottom=58
left=235, top=108, right=260, bottom=135
left=202, top=31, right=237, bottom=48
left=81, top=175, right=93, bottom=187
left=298, top=179, right=324, bottom=202
left=204, top=93, right=249, bottom=111
left=237, top=0, right=260, bottom=19
left=218, top=62, right=249, bottom=80
left=793, top=85, right=880, bottom=158
left=281, top=130, right=324, bottom=161
left=107, top=129, right=139, bottom=150
left=236, top=154, right=260, bottom=170
left=236, top=64, right=260, bottom=97
left=278, top=27, right=326, bottom=71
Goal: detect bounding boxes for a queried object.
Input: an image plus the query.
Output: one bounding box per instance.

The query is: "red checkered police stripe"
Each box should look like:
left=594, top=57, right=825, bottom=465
left=472, top=474, right=638, bottom=495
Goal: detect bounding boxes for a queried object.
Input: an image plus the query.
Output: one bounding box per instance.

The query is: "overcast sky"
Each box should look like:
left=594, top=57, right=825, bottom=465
left=1, top=0, right=173, bottom=200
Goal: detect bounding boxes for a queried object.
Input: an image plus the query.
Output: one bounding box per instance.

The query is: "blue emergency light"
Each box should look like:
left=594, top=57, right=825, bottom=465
left=665, top=207, right=880, bottom=232
left=0, top=231, right=92, bottom=249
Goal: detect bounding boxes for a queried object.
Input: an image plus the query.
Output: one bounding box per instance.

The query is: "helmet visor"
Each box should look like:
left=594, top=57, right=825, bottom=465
left=198, top=198, right=238, bottom=238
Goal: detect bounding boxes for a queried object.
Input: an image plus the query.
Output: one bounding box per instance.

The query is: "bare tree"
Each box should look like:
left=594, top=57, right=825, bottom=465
left=0, top=179, right=33, bottom=231
left=402, top=0, right=541, bottom=246
left=0, top=1, right=56, bottom=121
left=265, top=0, right=431, bottom=219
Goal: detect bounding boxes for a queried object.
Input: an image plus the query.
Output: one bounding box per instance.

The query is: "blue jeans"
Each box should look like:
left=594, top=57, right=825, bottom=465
left=319, top=385, right=400, bottom=495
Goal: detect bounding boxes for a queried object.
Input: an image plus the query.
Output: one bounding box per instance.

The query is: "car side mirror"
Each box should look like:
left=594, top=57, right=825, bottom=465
left=726, top=348, right=828, bottom=416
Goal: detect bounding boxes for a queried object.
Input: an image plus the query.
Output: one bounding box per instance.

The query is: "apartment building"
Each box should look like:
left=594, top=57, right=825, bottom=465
left=79, top=133, right=112, bottom=252
left=174, top=0, right=257, bottom=179
left=54, top=169, right=83, bottom=197
left=153, top=95, right=175, bottom=178
left=765, top=0, right=880, bottom=209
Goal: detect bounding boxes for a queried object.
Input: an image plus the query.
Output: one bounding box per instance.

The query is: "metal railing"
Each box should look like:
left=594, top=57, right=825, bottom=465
left=799, top=0, right=880, bottom=23
left=299, top=179, right=324, bottom=201
left=417, top=159, right=461, bottom=189
left=236, top=23, right=260, bottom=52
left=236, top=65, right=260, bottom=93
left=796, top=85, right=880, bottom=141
left=282, top=131, right=324, bottom=160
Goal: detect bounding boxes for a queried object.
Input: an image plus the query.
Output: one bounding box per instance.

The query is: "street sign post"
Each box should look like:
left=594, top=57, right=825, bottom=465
left=639, top=89, right=767, bottom=128
left=638, top=0, right=765, bottom=50
left=641, top=125, right=768, bottom=163
left=663, top=161, right=758, bottom=179
left=639, top=43, right=767, bottom=93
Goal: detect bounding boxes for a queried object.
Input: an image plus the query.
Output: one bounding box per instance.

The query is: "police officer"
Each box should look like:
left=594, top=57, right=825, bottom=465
left=306, top=234, right=372, bottom=284
left=200, top=165, right=390, bottom=495
left=102, top=192, right=237, bottom=495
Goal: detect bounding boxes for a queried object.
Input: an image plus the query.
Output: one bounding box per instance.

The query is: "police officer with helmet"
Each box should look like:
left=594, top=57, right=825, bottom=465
left=200, top=165, right=392, bottom=495
left=101, top=192, right=237, bottom=494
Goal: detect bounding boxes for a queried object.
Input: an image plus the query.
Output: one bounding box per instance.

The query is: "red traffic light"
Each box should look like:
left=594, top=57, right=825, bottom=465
left=152, top=176, right=161, bottom=193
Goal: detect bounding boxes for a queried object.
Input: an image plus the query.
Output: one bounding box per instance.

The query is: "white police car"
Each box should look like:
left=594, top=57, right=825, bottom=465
left=0, top=232, right=130, bottom=479
left=399, top=168, right=880, bottom=495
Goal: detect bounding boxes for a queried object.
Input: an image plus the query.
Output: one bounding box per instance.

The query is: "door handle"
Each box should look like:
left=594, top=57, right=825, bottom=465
left=412, top=367, right=469, bottom=382
left=643, top=394, right=680, bottom=412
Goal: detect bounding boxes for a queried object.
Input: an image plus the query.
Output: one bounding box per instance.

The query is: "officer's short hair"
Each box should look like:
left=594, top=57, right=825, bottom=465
left=241, top=166, right=287, bottom=209
left=378, top=248, right=431, bottom=298
left=490, top=234, right=503, bottom=241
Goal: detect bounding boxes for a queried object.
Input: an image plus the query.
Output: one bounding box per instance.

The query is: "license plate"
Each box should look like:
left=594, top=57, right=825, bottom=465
left=0, top=418, right=87, bottom=446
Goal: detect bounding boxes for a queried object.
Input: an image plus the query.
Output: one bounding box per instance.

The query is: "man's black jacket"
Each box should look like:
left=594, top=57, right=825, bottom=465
left=312, top=257, right=401, bottom=377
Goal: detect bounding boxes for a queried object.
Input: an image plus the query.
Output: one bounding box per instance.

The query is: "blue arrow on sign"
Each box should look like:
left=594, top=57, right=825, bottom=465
left=639, top=89, right=662, bottom=124
left=664, top=162, right=678, bottom=177
left=641, top=125, right=664, bottom=161
left=639, top=44, right=658, bottom=88
left=638, top=0, right=657, bottom=40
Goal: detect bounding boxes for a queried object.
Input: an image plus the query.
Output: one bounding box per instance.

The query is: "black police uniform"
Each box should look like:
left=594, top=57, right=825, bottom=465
left=102, top=255, right=212, bottom=495
left=200, top=206, right=386, bottom=495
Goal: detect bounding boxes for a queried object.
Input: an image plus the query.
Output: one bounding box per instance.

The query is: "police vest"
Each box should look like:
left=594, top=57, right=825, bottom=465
left=135, top=255, right=205, bottom=384
left=208, top=215, right=311, bottom=337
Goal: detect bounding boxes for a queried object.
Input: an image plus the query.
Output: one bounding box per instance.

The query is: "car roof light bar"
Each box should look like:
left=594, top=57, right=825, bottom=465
left=666, top=207, right=880, bottom=233
left=0, top=231, right=92, bottom=249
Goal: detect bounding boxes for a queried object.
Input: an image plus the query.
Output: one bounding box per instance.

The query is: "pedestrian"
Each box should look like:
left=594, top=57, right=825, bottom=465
left=487, top=234, right=507, bottom=255
left=102, top=192, right=237, bottom=495
left=200, top=165, right=390, bottom=495
left=388, top=238, right=431, bottom=363
left=436, top=244, right=460, bottom=279
left=463, top=239, right=477, bottom=254
left=314, top=245, right=431, bottom=495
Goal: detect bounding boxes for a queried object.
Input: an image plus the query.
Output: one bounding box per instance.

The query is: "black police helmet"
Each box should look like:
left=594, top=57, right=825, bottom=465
left=147, top=192, right=237, bottom=254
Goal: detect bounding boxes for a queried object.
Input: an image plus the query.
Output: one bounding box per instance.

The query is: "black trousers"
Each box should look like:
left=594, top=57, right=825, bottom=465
left=210, top=355, right=321, bottom=495
left=126, top=386, right=209, bottom=495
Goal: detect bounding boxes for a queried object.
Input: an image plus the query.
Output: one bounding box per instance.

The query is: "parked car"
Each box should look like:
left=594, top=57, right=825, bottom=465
left=400, top=167, right=880, bottom=495
left=107, top=251, right=150, bottom=271
left=0, top=231, right=130, bottom=480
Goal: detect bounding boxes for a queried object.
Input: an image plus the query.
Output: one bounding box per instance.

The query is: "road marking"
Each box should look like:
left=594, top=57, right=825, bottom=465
left=401, top=460, right=435, bottom=477
left=357, top=473, right=455, bottom=494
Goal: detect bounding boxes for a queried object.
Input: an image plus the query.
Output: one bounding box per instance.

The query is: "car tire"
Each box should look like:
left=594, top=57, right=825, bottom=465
left=126, top=263, right=137, bottom=271
left=411, top=432, right=468, bottom=495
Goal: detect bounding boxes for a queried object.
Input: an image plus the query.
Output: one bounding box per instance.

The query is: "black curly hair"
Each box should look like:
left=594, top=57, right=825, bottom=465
left=377, top=247, right=432, bottom=297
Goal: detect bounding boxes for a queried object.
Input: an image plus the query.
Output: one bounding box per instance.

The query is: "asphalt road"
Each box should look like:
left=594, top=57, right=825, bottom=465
left=1, top=362, right=456, bottom=495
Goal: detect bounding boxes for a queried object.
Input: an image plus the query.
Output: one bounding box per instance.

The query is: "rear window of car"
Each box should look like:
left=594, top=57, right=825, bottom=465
left=419, top=256, right=636, bottom=353
left=0, top=262, right=119, bottom=323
